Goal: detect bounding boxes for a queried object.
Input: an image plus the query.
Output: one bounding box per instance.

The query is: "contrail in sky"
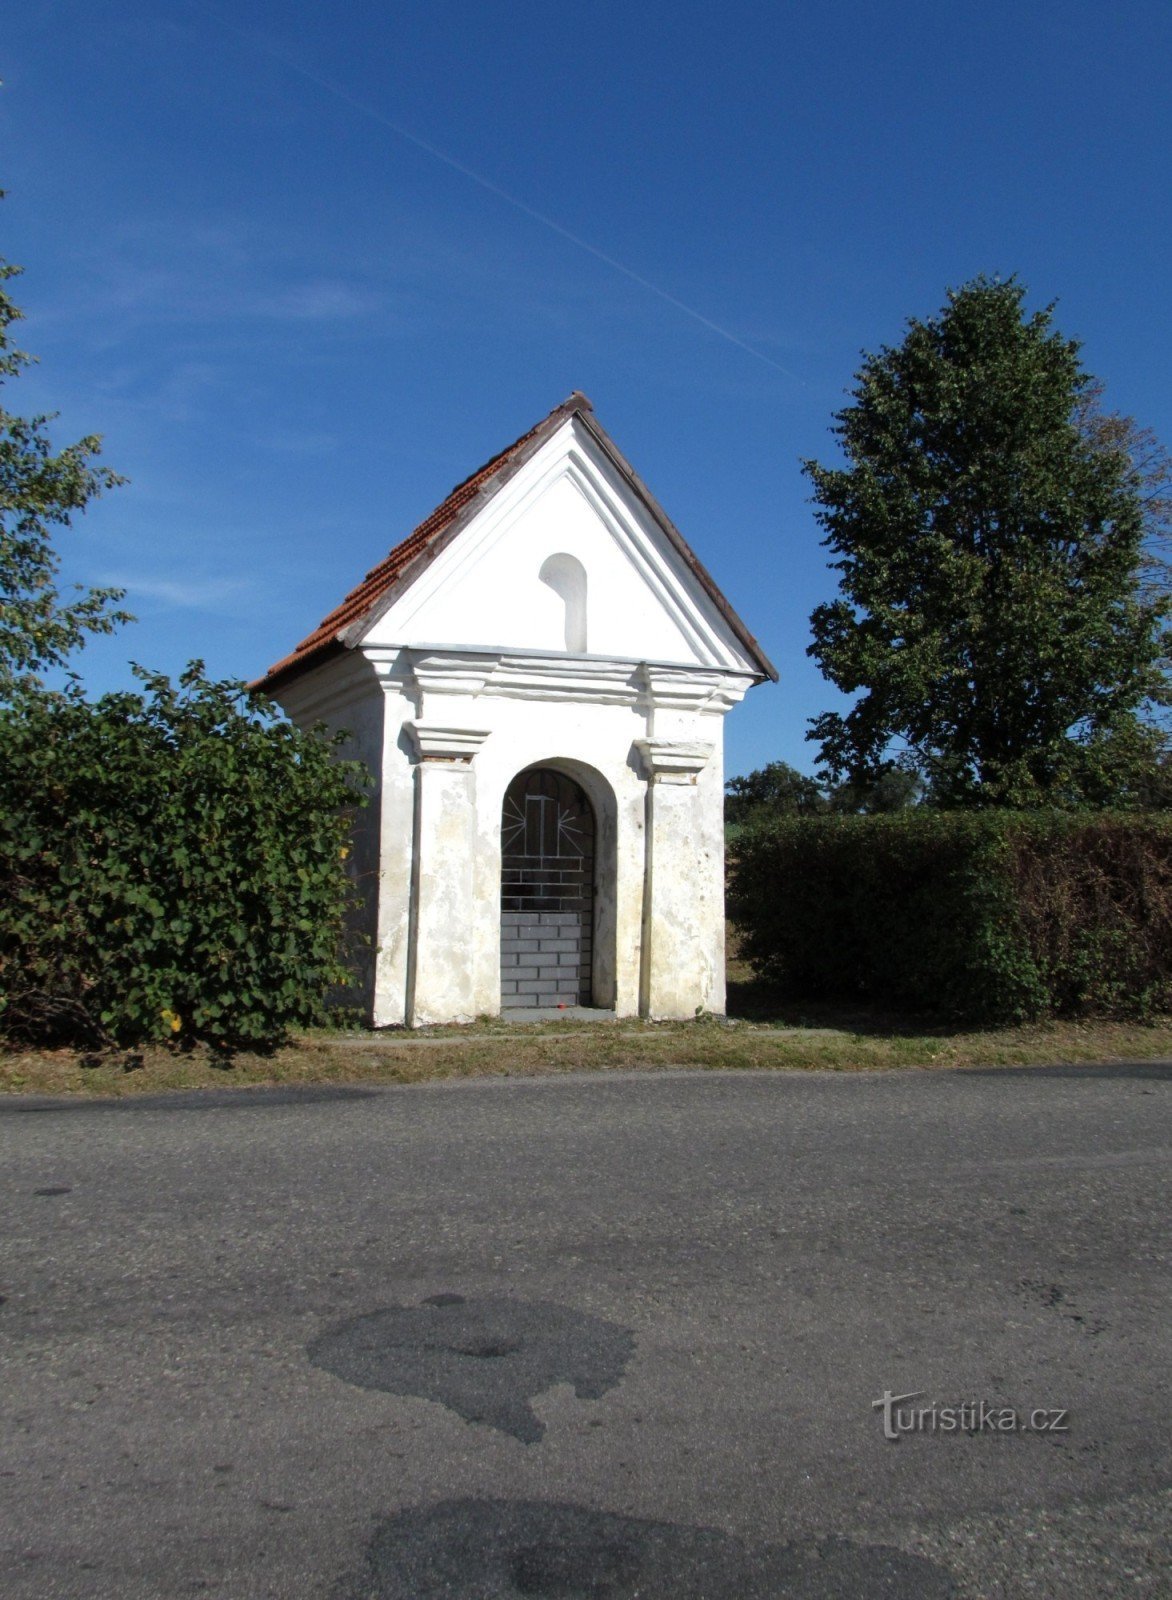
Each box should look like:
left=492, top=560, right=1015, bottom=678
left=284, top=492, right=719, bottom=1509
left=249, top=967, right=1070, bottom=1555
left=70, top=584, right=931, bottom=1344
left=198, top=9, right=799, bottom=381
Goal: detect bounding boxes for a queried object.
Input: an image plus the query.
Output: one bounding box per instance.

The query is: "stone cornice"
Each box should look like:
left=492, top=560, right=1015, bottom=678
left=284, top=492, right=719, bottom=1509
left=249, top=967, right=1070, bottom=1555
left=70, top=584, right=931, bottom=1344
left=636, top=664, right=751, bottom=715
left=408, top=651, right=501, bottom=699
left=362, top=645, right=755, bottom=713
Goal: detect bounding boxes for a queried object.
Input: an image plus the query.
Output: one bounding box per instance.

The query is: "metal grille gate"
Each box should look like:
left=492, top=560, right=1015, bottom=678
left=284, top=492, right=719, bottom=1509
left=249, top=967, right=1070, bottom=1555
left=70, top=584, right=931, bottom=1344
left=500, top=768, right=595, bottom=1008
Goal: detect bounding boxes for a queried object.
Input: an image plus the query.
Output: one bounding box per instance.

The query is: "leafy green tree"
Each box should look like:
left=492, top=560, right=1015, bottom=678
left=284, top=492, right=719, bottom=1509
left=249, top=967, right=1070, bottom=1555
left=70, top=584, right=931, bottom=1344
left=805, top=277, right=1169, bottom=808
left=1077, top=378, right=1172, bottom=612
left=1075, top=379, right=1172, bottom=729
left=727, top=760, right=922, bottom=828
left=827, top=767, right=921, bottom=814
left=1134, top=747, right=1172, bottom=809
left=725, top=761, right=826, bottom=828
left=0, top=253, right=129, bottom=699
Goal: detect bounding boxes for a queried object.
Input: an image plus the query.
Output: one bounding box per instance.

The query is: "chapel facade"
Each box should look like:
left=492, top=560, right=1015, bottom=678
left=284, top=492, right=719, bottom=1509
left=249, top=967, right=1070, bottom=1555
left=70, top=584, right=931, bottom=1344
left=256, top=393, right=775, bottom=1027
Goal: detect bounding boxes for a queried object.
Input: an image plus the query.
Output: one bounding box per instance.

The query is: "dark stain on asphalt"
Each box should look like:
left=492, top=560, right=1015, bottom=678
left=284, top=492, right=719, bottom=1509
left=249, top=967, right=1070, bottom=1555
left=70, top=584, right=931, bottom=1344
left=1019, top=1278, right=1107, bottom=1337
left=1, top=1085, right=380, bottom=1115
left=33, top=1185, right=72, bottom=1196
left=308, top=1295, right=634, bottom=1443
left=338, top=1498, right=956, bottom=1598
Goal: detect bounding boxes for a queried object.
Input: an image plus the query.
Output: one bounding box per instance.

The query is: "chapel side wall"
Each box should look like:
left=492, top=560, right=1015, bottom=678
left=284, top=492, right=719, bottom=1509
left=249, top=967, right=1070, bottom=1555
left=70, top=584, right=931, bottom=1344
left=272, top=661, right=386, bottom=1021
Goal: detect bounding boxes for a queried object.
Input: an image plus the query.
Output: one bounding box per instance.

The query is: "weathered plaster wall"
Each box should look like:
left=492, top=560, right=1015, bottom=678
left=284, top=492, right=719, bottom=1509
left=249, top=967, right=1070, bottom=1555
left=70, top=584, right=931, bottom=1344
left=638, top=720, right=727, bottom=1018
left=365, top=681, right=642, bottom=1025
left=348, top=649, right=748, bottom=1026
left=276, top=648, right=749, bottom=1027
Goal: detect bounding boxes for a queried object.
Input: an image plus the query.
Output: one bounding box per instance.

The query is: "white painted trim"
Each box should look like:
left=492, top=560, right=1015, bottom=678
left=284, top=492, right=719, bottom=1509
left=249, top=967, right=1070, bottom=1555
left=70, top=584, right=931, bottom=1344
left=360, top=644, right=755, bottom=714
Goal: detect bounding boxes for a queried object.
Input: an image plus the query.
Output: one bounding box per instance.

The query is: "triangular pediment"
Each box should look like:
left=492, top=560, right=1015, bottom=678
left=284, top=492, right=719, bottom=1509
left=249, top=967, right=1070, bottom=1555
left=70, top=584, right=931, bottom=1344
left=257, top=394, right=774, bottom=691
left=361, top=415, right=761, bottom=672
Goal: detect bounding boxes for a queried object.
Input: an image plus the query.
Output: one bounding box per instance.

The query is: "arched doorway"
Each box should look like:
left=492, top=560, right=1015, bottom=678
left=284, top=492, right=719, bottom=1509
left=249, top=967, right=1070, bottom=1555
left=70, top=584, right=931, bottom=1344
left=500, top=767, right=596, bottom=1009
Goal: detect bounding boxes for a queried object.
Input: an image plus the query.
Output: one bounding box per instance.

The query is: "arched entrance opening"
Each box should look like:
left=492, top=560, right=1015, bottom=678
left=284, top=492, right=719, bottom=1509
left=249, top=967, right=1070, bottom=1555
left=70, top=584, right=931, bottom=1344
left=500, top=767, right=596, bottom=1009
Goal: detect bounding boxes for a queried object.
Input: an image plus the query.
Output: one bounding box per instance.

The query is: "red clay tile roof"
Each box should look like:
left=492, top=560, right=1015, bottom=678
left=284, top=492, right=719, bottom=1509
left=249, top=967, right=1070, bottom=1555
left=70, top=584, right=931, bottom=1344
left=256, top=390, right=777, bottom=692
left=256, top=393, right=589, bottom=692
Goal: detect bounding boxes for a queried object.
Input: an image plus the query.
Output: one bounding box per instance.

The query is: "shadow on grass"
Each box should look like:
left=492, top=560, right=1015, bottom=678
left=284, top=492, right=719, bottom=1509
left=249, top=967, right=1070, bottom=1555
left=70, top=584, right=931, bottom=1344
left=723, top=926, right=968, bottom=1038
left=725, top=975, right=961, bottom=1037
left=726, top=971, right=1172, bottom=1050
left=725, top=968, right=1059, bottom=1041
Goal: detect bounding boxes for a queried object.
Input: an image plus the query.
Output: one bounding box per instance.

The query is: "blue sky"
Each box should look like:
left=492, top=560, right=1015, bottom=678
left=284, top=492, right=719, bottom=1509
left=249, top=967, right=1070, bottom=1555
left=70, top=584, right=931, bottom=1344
left=4, top=0, right=1171, bottom=780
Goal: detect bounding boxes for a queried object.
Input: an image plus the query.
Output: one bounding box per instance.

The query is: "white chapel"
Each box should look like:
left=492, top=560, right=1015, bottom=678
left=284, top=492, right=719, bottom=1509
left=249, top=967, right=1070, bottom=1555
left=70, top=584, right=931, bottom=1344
left=257, top=393, right=775, bottom=1027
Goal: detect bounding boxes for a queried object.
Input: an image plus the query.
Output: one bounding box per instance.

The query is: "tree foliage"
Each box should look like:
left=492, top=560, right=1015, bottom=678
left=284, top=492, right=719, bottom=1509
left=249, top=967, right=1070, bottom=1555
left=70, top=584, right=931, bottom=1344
left=0, top=242, right=368, bottom=1050
left=805, top=277, right=1170, bottom=808
left=0, top=255, right=129, bottom=699
left=725, top=759, right=919, bottom=830
left=1075, top=379, right=1172, bottom=711
left=725, top=761, right=826, bottom=826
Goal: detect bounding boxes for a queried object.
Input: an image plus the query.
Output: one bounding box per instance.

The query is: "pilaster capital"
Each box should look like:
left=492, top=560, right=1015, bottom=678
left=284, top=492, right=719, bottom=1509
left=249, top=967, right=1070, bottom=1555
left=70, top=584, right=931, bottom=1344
left=634, top=738, right=714, bottom=785
left=405, top=722, right=491, bottom=764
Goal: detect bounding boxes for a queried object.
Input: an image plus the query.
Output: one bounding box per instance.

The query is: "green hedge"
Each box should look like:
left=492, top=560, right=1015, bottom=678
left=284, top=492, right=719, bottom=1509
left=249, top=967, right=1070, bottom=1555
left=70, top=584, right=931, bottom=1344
left=728, top=811, right=1172, bottom=1023
left=0, top=666, right=368, bottom=1051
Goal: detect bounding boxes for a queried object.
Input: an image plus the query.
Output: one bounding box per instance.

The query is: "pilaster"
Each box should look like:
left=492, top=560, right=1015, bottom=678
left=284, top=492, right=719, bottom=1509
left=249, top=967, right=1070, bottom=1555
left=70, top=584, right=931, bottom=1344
left=404, top=722, right=490, bottom=1027
left=635, top=738, right=724, bottom=1019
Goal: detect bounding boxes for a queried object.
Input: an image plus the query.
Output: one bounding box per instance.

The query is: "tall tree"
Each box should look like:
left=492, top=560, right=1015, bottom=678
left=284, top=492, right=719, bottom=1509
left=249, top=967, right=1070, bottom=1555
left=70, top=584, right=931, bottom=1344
left=805, top=277, right=1169, bottom=808
left=725, top=761, right=826, bottom=827
left=0, top=251, right=129, bottom=699
left=826, top=767, right=921, bottom=814
left=1075, top=379, right=1172, bottom=722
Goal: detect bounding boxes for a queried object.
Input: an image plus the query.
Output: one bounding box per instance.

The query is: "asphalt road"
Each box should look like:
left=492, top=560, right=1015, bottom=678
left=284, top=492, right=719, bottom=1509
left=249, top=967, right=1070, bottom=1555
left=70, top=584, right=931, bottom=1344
left=1, top=1063, right=1170, bottom=1598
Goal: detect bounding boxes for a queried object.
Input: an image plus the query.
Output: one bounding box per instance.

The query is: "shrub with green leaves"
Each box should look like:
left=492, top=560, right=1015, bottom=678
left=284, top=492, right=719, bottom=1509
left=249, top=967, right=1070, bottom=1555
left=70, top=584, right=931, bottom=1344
left=0, top=665, right=368, bottom=1050
left=729, top=811, right=1172, bottom=1023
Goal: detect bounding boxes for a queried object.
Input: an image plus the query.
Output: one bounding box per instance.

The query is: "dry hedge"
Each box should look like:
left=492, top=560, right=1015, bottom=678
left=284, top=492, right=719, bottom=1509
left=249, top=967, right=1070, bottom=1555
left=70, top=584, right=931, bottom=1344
left=729, top=811, right=1172, bottom=1023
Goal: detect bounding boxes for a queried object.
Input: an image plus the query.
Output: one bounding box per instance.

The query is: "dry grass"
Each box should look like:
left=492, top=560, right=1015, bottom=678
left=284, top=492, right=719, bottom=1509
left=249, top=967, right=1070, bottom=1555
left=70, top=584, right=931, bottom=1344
left=3, top=998, right=1171, bottom=1101
left=4, top=934, right=1169, bottom=1099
